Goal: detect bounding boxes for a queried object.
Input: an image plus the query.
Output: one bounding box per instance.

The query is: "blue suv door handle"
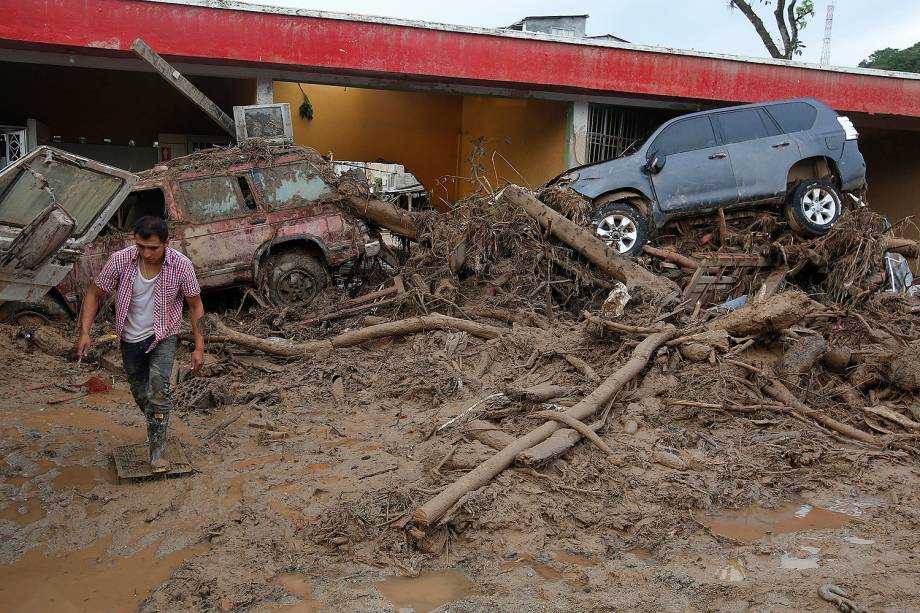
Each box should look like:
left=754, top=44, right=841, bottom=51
left=708, top=152, right=727, bottom=160
left=772, top=141, right=791, bottom=148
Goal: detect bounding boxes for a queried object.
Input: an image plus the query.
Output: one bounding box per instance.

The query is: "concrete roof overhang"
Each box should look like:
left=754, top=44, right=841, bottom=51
left=1, top=0, right=919, bottom=118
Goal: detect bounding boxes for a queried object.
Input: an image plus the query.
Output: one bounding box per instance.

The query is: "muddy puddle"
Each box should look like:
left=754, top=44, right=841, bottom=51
left=51, top=464, right=116, bottom=494
left=699, top=502, right=852, bottom=544
left=0, top=497, right=45, bottom=527
left=273, top=573, right=323, bottom=612
left=500, top=556, right=563, bottom=581
left=0, top=535, right=208, bottom=612
left=375, top=570, right=475, bottom=613
left=222, top=474, right=247, bottom=509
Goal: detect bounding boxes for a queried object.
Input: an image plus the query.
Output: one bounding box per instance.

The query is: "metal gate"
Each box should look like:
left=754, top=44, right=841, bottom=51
left=586, top=105, right=677, bottom=164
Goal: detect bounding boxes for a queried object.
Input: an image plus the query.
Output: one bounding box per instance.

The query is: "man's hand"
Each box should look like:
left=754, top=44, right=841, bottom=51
left=191, top=348, right=205, bottom=373
left=186, top=294, right=206, bottom=374
left=75, top=332, right=92, bottom=358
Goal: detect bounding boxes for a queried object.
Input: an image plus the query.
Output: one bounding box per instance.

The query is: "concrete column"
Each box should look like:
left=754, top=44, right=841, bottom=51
left=256, top=77, right=274, bottom=105
left=567, top=101, right=589, bottom=168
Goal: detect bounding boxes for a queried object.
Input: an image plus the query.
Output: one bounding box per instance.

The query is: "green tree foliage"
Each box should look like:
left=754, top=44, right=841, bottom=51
left=859, top=42, right=920, bottom=73
left=729, top=0, right=815, bottom=59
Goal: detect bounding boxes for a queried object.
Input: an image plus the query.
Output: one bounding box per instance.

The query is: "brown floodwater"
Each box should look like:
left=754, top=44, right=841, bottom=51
left=499, top=556, right=563, bottom=581
left=0, top=535, right=208, bottom=612
left=375, top=570, right=475, bottom=613
left=222, top=474, right=247, bottom=509
left=300, top=463, right=334, bottom=474
left=51, top=464, right=116, bottom=494
left=699, top=502, right=852, bottom=544
left=274, top=573, right=323, bottom=612
left=0, top=497, right=45, bottom=526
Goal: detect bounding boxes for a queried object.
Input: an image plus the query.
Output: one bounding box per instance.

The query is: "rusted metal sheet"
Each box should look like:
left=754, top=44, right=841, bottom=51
left=1, top=0, right=919, bottom=118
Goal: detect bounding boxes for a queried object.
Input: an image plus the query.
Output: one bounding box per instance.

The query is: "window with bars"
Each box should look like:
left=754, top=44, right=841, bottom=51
left=0, top=128, right=26, bottom=170
left=585, top=104, right=678, bottom=164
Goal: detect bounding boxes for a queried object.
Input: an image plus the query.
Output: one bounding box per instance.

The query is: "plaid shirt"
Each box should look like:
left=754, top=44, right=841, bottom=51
left=95, top=246, right=201, bottom=351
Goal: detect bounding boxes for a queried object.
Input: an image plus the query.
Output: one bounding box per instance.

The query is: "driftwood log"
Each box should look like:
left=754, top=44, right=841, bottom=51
left=531, top=410, right=619, bottom=460
left=341, top=195, right=420, bottom=240
left=641, top=245, right=700, bottom=269
left=763, top=378, right=880, bottom=445
left=707, top=289, right=818, bottom=337
left=412, top=325, right=676, bottom=527
left=500, top=185, right=679, bottom=297
left=517, top=420, right=604, bottom=466
left=465, top=420, right=515, bottom=450
left=206, top=313, right=505, bottom=357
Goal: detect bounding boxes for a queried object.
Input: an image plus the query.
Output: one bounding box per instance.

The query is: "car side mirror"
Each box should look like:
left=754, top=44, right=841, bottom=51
left=646, top=154, right=665, bottom=174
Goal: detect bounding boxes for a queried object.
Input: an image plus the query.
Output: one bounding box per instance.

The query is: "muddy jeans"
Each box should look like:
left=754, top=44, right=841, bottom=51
left=121, top=335, right=177, bottom=432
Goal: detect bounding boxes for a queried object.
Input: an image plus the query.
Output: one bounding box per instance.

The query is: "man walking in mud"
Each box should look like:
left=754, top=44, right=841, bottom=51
left=75, top=216, right=205, bottom=473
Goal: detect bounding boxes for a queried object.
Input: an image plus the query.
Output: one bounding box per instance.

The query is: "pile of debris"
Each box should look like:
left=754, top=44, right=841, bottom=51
left=13, top=166, right=920, bottom=609
left=171, top=176, right=920, bottom=549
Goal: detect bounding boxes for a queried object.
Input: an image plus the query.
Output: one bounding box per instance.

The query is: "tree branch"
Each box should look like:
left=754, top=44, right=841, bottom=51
left=730, top=0, right=784, bottom=59
left=773, top=0, right=793, bottom=59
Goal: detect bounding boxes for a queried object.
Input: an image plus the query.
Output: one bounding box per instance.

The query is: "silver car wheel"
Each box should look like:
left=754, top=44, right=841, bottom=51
left=801, top=187, right=837, bottom=226
left=596, top=213, right=639, bottom=254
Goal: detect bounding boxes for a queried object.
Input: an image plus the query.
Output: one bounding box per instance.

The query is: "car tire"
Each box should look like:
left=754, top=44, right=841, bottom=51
left=0, top=295, right=71, bottom=326
left=264, top=251, right=328, bottom=307
left=591, top=201, right=650, bottom=257
left=785, top=179, right=843, bottom=237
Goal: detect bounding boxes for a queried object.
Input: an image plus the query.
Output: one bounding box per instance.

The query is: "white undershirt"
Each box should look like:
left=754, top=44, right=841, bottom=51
left=122, top=261, right=159, bottom=342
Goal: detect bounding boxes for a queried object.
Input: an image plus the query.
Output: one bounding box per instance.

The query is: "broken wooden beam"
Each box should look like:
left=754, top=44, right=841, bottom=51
left=131, top=39, right=236, bottom=137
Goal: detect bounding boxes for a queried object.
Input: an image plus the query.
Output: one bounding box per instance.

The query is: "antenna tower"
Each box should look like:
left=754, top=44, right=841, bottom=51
left=820, top=1, right=836, bottom=65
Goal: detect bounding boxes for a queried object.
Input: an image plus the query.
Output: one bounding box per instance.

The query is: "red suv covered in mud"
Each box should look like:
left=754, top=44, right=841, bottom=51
left=50, top=144, right=374, bottom=314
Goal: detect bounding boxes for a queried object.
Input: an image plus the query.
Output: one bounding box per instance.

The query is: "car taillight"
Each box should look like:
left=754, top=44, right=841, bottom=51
left=837, top=116, right=858, bottom=140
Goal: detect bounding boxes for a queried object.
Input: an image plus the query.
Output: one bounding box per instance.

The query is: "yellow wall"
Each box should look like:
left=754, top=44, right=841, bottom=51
left=459, top=96, right=570, bottom=197
left=274, top=82, right=570, bottom=205
left=274, top=82, right=463, bottom=201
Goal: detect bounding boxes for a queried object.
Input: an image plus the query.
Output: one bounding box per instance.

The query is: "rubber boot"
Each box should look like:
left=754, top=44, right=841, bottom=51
left=148, top=412, right=170, bottom=474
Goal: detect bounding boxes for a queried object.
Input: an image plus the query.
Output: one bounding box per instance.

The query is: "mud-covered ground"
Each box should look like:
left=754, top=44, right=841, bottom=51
left=1, top=310, right=919, bottom=613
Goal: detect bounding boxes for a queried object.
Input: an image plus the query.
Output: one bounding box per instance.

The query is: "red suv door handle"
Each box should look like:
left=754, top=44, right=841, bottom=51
left=250, top=216, right=266, bottom=224
left=772, top=142, right=791, bottom=148
left=708, top=152, right=727, bottom=160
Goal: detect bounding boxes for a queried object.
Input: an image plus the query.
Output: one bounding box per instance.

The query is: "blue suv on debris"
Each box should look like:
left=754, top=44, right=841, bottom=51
left=551, top=98, right=867, bottom=255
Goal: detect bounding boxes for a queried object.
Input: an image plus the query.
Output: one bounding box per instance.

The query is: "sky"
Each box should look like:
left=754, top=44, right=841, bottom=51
left=231, top=0, right=920, bottom=68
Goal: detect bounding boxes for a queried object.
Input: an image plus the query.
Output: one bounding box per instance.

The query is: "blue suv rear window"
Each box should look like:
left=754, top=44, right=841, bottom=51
left=767, top=102, right=818, bottom=133
left=712, top=109, right=773, bottom=144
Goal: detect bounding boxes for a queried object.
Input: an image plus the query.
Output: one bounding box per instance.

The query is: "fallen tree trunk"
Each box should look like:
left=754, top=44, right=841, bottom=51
left=531, top=410, right=618, bottom=460
left=503, top=383, right=571, bottom=403
left=341, top=195, right=420, bottom=240
left=516, top=421, right=603, bottom=466
left=756, top=373, right=880, bottom=446
left=500, top=185, right=679, bottom=296
left=412, top=325, right=676, bottom=527
left=465, top=420, right=516, bottom=450
left=642, top=245, right=700, bottom=269
left=706, top=289, right=818, bottom=337
left=863, top=405, right=920, bottom=431
left=207, top=313, right=505, bottom=358
left=464, top=306, right=549, bottom=330
left=882, top=236, right=920, bottom=258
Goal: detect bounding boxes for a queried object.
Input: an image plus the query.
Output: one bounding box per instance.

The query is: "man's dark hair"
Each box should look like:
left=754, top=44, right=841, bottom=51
left=133, top=216, right=169, bottom=242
